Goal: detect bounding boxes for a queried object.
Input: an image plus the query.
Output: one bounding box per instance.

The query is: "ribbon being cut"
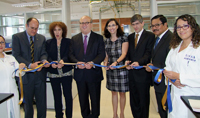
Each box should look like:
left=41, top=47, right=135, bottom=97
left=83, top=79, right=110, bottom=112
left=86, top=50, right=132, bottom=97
left=16, top=62, right=175, bottom=113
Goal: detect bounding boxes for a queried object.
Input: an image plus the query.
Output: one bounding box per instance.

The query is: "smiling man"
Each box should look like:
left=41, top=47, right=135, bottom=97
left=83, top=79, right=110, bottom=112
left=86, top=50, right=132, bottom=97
left=12, top=17, right=49, bottom=118
left=145, top=15, right=173, bottom=118
left=69, top=15, right=105, bottom=118
left=125, top=14, right=155, bottom=118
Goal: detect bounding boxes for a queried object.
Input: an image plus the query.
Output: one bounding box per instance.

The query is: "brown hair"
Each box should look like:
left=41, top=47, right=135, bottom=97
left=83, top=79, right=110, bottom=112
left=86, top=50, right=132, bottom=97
left=104, top=18, right=124, bottom=38
left=0, top=35, right=5, bottom=41
left=170, top=14, right=200, bottom=49
left=49, top=22, right=67, bottom=38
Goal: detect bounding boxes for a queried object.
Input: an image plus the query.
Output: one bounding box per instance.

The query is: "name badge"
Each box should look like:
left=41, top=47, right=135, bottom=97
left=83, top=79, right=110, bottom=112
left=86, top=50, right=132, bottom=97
left=184, top=54, right=196, bottom=66
left=10, top=62, right=15, bottom=68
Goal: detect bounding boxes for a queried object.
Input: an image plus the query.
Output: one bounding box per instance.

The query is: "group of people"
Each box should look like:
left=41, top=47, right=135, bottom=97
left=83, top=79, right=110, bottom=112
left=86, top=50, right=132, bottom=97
left=0, top=13, right=200, bottom=118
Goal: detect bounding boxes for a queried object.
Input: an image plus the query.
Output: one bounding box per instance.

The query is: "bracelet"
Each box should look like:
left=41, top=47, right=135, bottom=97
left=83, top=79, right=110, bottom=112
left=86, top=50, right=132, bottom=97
left=116, top=60, right=119, bottom=64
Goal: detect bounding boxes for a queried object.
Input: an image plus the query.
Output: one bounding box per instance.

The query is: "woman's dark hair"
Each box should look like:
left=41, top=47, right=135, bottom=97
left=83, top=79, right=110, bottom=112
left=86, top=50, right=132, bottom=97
left=104, top=18, right=124, bottom=38
left=49, top=22, right=67, bottom=38
left=170, top=14, right=200, bottom=49
left=0, top=35, right=5, bottom=41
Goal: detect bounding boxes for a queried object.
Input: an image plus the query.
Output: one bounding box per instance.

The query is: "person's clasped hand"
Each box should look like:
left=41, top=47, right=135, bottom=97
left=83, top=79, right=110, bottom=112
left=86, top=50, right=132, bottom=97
left=77, top=62, right=85, bottom=69
left=57, top=60, right=64, bottom=69
left=19, top=63, right=26, bottom=70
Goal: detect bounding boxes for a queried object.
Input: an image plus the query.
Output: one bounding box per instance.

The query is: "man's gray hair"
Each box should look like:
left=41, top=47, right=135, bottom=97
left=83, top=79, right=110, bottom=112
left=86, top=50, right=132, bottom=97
left=131, top=14, right=143, bottom=23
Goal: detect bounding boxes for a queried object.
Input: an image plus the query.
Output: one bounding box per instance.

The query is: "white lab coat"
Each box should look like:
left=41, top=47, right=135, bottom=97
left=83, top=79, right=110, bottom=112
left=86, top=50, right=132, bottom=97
left=165, top=41, right=200, bottom=118
left=0, top=52, right=20, bottom=118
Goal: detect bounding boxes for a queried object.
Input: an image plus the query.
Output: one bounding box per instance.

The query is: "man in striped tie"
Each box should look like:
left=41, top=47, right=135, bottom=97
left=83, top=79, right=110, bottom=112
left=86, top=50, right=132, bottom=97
left=12, top=17, right=50, bottom=118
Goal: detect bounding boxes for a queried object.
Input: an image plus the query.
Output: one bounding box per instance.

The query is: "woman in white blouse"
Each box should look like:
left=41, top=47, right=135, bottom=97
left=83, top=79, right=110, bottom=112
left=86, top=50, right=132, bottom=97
left=163, top=14, right=200, bottom=118
left=0, top=35, right=25, bottom=118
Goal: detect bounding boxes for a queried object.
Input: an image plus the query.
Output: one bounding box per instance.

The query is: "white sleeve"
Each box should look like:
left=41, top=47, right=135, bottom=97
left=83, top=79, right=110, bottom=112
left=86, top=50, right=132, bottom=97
left=164, top=49, right=173, bottom=85
left=180, top=74, right=200, bottom=87
left=13, top=56, right=25, bottom=77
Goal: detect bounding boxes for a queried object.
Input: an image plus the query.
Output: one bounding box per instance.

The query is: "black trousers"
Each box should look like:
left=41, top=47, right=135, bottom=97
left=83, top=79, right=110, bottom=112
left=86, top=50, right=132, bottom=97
left=129, top=80, right=150, bottom=118
left=50, top=76, right=73, bottom=118
left=23, top=74, right=46, bottom=118
left=155, top=91, right=168, bottom=118
left=76, top=81, right=101, bottom=118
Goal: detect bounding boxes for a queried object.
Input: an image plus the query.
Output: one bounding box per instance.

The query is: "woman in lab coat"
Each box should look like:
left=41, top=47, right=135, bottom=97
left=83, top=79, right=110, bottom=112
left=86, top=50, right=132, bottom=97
left=0, top=35, right=25, bottom=118
left=163, top=14, right=200, bottom=118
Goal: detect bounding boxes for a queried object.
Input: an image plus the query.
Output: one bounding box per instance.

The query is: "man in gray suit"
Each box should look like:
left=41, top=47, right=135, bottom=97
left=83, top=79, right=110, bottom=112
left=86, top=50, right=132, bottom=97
left=12, top=17, right=49, bottom=118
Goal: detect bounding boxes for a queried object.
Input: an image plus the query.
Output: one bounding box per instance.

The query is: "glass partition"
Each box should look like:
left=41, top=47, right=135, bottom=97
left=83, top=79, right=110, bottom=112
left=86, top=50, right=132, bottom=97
left=0, top=13, right=25, bottom=36
left=157, top=1, right=200, bottom=29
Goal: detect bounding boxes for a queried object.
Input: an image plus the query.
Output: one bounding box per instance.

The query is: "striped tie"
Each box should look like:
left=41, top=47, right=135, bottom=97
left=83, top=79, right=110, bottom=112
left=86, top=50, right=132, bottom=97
left=30, top=36, right=34, bottom=63
left=135, top=33, right=139, bottom=48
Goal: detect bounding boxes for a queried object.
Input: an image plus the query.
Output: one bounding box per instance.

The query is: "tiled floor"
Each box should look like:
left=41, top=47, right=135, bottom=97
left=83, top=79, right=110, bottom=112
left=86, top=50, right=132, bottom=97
left=20, top=69, right=160, bottom=118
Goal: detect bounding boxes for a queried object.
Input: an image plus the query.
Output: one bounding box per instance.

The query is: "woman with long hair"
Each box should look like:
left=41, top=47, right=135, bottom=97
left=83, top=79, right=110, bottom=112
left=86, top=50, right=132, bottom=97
left=103, top=19, right=129, bottom=118
left=164, top=14, right=200, bottom=118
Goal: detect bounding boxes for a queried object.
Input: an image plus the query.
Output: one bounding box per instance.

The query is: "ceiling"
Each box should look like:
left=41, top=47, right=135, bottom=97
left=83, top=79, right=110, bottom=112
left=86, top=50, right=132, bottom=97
left=0, top=0, right=181, bottom=20
left=0, top=0, right=159, bottom=9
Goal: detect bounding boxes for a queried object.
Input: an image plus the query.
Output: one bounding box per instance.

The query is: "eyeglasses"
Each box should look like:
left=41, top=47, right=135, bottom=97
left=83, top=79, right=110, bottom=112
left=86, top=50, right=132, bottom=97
left=150, top=23, right=163, bottom=28
left=0, top=41, right=5, bottom=45
left=107, top=24, right=117, bottom=28
left=176, top=25, right=190, bottom=31
left=80, top=22, right=92, bottom=25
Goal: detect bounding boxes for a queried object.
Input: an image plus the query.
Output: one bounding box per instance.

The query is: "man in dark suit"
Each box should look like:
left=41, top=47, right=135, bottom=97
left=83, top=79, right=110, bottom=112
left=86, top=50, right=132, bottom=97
left=145, top=15, right=173, bottom=118
left=69, top=15, right=105, bottom=118
left=125, top=14, right=155, bottom=118
left=12, top=17, right=49, bottom=118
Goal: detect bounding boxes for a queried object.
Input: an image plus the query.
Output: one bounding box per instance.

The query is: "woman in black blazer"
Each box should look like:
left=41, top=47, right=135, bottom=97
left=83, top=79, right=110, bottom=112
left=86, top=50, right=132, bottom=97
left=46, top=22, right=73, bottom=118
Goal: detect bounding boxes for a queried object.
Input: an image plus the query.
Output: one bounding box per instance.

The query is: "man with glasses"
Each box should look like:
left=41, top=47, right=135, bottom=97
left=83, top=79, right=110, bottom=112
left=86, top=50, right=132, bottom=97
left=125, top=14, right=155, bottom=118
left=145, top=15, right=173, bottom=118
left=12, top=17, right=49, bottom=118
left=69, top=15, right=105, bottom=118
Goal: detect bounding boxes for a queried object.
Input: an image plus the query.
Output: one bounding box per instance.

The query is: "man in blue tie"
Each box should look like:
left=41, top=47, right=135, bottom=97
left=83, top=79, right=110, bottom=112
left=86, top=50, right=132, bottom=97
left=145, top=15, right=173, bottom=118
left=69, top=15, right=105, bottom=118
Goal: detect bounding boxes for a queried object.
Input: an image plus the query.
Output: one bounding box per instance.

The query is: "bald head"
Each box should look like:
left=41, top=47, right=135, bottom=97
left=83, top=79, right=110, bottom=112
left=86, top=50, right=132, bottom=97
left=80, top=16, right=92, bottom=23
left=79, top=15, right=93, bottom=35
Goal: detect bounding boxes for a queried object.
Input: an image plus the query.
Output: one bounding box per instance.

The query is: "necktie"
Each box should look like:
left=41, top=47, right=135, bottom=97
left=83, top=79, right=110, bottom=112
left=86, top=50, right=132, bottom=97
left=30, top=36, right=34, bottom=63
left=154, top=37, right=160, bottom=50
left=84, top=35, right=88, bottom=54
left=135, top=33, right=139, bottom=48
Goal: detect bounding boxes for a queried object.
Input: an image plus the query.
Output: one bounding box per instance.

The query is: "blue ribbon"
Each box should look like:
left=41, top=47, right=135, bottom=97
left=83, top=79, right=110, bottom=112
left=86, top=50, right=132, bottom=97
left=93, top=63, right=144, bottom=69
left=154, top=69, right=165, bottom=84
left=167, top=78, right=173, bottom=113
left=132, top=66, right=144, bottom=69
left=148, top=65, right=176, bottom=113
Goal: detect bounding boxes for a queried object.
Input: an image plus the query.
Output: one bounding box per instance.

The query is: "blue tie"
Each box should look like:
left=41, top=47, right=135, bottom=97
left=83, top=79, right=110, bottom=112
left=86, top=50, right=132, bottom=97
left=154, top=37, right=160, bottom=50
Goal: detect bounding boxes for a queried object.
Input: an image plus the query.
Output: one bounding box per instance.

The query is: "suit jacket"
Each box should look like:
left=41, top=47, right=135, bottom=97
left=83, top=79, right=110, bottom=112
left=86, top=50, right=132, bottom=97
left=69, top=31, right=105, bottom=82
left=46, top=38, right=72, bottom=74
left=12, top=31, right=48, bottom=84
left=152, top=30, right=173, bottom=93
left=127, top=29, right=155, bottom=83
